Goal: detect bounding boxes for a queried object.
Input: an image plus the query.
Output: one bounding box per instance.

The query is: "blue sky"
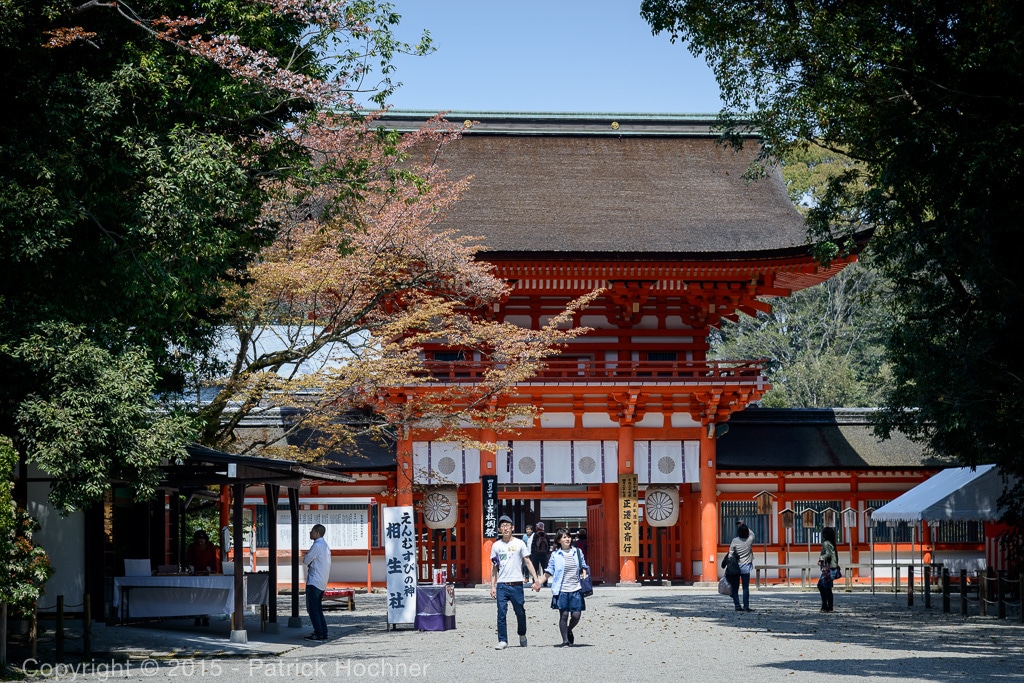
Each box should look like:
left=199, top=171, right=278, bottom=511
left=380, top=1, right=723, bottom=114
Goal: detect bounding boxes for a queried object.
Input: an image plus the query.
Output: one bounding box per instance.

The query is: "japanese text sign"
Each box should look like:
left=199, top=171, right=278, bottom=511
left=482, top=475, right=498, bottom=537
left=619, top=473, right=639, bottom=557
left=383, top=506, right=417, bottom=624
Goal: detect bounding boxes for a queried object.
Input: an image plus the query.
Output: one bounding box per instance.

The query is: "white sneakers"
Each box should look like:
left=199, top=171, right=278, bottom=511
left=495, top=634, right=528, bottom=651
left=494, top=636, right=527, bottom=649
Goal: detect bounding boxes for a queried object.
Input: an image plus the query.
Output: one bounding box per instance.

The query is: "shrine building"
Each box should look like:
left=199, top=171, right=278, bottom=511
left=198, top=113, right=982, bottom=590
left=25, top=114, right=988, bottom=623
left=358, top=112, right=941, bottom=586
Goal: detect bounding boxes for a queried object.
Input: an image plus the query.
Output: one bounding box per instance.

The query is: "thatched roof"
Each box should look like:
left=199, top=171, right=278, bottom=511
left=380, top=112, right=811, bottom=258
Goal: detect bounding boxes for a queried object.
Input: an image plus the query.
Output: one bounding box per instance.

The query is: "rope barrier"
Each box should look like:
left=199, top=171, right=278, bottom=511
left=15, top=594, right=93, bottom=662
left=36, top=600, right=86, bottom=611
left=936, top=568, right=1024, bottom=621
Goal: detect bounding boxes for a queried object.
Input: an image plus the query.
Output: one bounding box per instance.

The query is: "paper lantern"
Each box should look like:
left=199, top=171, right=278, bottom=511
left=643, top=485, right=680, bottom=527
left=422, top=487, right=458, bottom=529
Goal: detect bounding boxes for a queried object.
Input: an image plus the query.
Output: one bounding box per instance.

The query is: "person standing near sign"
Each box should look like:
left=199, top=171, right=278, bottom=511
left=303, top=524, right=330, bottom=642
left=490, top=515, right=539, bottom=650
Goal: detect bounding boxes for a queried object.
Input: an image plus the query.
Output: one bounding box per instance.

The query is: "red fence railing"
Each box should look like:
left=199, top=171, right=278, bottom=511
left=419, top=359, right=767, bottom=383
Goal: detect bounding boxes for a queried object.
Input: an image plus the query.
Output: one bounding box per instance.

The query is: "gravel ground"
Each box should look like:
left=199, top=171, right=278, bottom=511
left=13, top=586, right=1024, bottom=682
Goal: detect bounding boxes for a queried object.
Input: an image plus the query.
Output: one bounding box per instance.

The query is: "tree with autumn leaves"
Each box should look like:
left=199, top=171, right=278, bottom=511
left=192, top=114, right=592, bottom=461
left=1, top=1, right=587, bottom=512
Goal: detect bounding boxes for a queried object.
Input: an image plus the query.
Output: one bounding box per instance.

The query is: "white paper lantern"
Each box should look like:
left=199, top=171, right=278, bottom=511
left=643, top=485, right=680, bottom=527
left=422, top=487, right=459, bottom=529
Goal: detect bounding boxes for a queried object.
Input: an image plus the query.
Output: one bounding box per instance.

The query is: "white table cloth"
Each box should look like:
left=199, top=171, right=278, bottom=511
left=113, top=575, right=268, bottom=619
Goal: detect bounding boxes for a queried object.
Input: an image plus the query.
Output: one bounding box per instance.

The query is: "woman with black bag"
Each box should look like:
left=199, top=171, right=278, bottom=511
left=534, top=528, right=589, bottom=646
left=727, top=522, right=756, bottom=611
left=721, top=548, right=742, bottom=610
left=817, top=526, right=841, bottom=612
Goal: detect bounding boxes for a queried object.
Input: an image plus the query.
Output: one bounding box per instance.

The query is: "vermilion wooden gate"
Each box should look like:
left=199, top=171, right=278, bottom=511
left=636, top=520, right=686, bottom=583
left=414, top=490, right=472, bottom=585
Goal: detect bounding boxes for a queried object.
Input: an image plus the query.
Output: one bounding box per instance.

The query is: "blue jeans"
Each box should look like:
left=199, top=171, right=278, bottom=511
left=495, top=583, right=526, bottom=643
left=306, top=585, right=327, bottom=637
left=731, top=572, right=750, bottom=609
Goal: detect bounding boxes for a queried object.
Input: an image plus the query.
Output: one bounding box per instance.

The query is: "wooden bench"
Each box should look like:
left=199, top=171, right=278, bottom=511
left=322, top=588, right=355, bottom=611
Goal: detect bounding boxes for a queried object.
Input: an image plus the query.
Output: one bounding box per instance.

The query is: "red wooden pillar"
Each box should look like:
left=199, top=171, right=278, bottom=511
left=699, top=427, right=719, bottom=582
left=219, top=486, right=231, bottom=563
left=618, top=421, right=637, bottom=584
left=922, top=522, right=933, bottom=565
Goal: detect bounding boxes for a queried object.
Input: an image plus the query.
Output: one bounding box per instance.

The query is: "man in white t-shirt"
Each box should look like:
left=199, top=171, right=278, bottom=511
left=490, top=515, right=539, bottom=650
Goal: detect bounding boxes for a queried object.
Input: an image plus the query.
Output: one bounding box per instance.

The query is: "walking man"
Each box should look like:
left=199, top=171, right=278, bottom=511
left=303, top=523, right=330, bottom=641
left=490, top=515, right=539, bottom=650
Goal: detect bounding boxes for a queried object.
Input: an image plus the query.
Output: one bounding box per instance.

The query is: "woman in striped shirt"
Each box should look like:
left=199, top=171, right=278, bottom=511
left=533, top=528, right=590, bottom=646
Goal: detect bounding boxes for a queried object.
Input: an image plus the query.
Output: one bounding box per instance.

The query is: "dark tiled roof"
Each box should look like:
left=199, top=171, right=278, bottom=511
left=717, top=408, right=952, bottom=470
left=382, top=112, right=809, bottom=256
left=282, top=425, right=397, bottom=472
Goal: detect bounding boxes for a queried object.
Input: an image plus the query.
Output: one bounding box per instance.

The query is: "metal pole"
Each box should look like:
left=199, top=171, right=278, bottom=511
left=912, top=524, right=917, bottom=582
left=83, top=594, right=91, bottom=655
left=366, top=504, right=373, bottom=594
left=891, top=526, right=897, bottom=594
left=924, top=565, right=931, bottom=609
left=55, top=593, right=64, bottom=663
left=763, top=511, right=767, bottom=568
left=870, top=527, right=875, bottom=594
left=785, top=527, right=791, bottom=588
left=848, top=532, right=854, bottom=589
left=231, top=482, right=246, bottom=641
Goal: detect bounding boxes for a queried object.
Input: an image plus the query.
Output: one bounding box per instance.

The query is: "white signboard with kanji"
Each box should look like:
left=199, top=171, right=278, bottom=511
left=383, top=506, right=418, bottom=625
left=277, top=509, right=367, bottom=550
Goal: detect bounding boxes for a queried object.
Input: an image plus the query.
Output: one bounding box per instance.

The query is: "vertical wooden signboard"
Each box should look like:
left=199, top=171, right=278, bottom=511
left=482, top=475, right=498, bottom=537
left=384, top=506, right=417, bottom=625
left=619, top=474, right=639, bottom=556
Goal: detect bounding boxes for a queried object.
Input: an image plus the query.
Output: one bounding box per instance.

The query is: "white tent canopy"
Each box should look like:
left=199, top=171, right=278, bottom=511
left=872, top=464, right=1007, bottom=524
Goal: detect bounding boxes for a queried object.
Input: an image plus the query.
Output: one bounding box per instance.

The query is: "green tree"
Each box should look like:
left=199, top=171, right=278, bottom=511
left=642, top=1, right=1024, bottom=536
left=0, top=1, right=430, bottom=510
left=712, top=143, right=892, bottom=408
left=0, top=436, right=54, bottom=668
left=190, top=115, right=594, bottom=459
left=712, top=256, right=891, bottom=408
